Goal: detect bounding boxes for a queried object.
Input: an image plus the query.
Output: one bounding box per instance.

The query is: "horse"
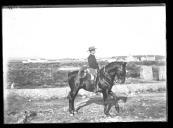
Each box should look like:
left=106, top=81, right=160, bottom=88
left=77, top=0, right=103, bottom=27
left=67, top=61, right=127, bottom=117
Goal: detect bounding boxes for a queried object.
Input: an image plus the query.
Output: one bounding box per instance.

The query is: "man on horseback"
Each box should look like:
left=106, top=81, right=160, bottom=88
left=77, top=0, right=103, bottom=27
left=87, top=46, right=100, bottom=93
left=68, top=57, right=127, bottom=116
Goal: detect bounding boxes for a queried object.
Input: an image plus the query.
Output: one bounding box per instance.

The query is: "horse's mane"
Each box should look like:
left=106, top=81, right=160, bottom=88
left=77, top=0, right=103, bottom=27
left=68, top=70, right=79, bottom=75
left=97, top=61, right=126, bottom=85
left=103, top=61, right=125, bottom=72
left=105, top=61, right=125, bottom=68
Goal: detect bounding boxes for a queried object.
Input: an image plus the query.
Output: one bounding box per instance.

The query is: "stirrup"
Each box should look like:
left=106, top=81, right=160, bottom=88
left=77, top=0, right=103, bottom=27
left=94, top=87, right=100, bottom=93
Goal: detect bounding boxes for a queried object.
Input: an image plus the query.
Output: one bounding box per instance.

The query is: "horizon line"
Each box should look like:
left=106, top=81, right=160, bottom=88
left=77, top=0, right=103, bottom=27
left=7, top=54, right=166, bottom=60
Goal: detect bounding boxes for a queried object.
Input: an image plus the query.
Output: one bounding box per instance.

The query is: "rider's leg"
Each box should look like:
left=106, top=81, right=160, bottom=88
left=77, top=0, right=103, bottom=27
left=95, top=71, right=101, bottom=94
left=93, top=69, right=99, bottom=92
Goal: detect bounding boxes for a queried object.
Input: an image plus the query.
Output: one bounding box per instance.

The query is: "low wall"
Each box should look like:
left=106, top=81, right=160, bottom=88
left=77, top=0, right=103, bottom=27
left=153, top=66, right=166, bottom=81
left=140, top=66, right=153, bottom=80
left=140, top=66, right=166, bottom=81
left=158, top=66, right=166, bottom=80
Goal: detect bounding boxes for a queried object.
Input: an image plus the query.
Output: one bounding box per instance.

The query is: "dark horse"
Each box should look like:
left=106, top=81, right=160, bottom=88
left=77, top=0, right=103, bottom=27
left=67, top=61, right=127, bottom=116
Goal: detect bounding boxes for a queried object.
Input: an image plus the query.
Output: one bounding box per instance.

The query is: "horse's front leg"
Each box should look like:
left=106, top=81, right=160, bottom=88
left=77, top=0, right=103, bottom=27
left=102, top=89, right=112, bottom=117
left=104, top=103, right=112, bottom=117
left=109, top=91, right=119, bottom=113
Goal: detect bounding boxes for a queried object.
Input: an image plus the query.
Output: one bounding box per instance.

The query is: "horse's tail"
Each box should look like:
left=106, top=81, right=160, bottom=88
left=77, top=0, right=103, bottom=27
left=67, top=70, right=78, bottom=89
left=67, top=70, right=78, bottom=99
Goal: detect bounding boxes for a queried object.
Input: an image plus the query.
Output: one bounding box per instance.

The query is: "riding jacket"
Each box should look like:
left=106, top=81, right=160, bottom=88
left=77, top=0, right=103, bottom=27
left=88, top=54, right=99, bottom=70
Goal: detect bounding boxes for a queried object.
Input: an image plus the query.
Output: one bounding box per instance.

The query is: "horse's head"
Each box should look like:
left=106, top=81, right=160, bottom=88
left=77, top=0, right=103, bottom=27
left=116, top=62, right=127, bottom=84
left=103, top=61, right=126, bottom=84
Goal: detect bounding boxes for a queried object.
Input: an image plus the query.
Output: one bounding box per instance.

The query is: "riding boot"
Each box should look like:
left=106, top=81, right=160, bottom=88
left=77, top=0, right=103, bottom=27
left=93, top=83, right=98, bottom=93
left=94, top=80, right=100, bottom=95
left=95, top=87, right=100, bottom=95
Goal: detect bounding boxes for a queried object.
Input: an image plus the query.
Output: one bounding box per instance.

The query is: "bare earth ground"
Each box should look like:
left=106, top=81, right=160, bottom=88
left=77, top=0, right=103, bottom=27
left=4, top=82, right=167, bottom=123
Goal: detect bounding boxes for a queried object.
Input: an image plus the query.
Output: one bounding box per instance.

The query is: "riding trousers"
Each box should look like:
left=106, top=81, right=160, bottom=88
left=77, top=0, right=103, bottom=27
left=87, top=68, right=98, bottom=80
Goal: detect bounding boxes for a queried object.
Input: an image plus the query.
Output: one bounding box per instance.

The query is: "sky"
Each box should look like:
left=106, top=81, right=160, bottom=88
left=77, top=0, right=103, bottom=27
left=3, top=6, right=166, bottom=60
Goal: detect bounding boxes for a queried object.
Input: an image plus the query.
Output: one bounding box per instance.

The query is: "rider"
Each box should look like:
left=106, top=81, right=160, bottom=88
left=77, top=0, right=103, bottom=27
left=87, top=46, right=100, bottom=93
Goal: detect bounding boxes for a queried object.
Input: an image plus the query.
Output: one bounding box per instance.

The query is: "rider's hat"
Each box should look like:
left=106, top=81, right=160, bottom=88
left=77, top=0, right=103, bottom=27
left=88, top=46, right=96, bottom=51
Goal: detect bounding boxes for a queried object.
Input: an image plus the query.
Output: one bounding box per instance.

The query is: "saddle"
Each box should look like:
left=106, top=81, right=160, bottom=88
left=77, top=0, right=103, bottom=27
left=78, top=67, right=100, bottom=93
left=78, top=67, right=97, bottom=81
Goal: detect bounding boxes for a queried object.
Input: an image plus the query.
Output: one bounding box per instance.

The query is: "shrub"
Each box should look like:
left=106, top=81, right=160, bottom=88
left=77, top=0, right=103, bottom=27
left=126, top=62, right=140, bottom=78
left=7, top=62, right=62, bottom=88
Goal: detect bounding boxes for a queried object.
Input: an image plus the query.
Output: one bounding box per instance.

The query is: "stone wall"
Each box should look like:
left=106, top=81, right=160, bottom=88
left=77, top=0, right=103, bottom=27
left=140, top=66, right=166, bottom=81
left=140, top=66, right=153, bottom=80
left=158, top=66, right=166, bottom=80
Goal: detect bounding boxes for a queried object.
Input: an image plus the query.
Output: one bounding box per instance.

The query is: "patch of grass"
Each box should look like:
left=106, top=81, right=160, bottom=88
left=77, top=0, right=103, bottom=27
left=5, top=93, right=26, bottom=113
left=4, top=93, right=28, bottom=123
left=133, top=87, right=166, bottom=94
left=146, top=88, right=154, bottom=93
left=157, top=87, right=166, bottom=92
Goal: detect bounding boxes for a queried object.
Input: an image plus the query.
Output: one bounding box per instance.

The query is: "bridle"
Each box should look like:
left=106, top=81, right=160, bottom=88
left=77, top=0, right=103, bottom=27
left=102, top=64, right=124, bottom=84
left=102, top=66, right=109, bottom=77
left=101, top=66, right=115, bottom=83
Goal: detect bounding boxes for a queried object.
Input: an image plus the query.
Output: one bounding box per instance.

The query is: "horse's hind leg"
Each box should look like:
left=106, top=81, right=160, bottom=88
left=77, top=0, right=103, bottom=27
left=68, top=92, right=73, bottom=115
left=68, top=88, right=79, bottom=116
left=104, top=103, right=112, bottom=117
left=115, top=101, right=120, bottom=113
left=68, top=90, right=75, bottom=115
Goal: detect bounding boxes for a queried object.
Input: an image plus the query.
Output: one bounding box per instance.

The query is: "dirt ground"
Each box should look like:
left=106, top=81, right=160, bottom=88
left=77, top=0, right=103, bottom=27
left=4, top=91, right=167, bottom=123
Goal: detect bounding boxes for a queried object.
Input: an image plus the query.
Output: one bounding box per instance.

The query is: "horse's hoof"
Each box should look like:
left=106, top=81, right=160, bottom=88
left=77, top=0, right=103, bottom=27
left=105, top=114, right=112, bottom=118
left=115, top=107, right=120, bottom=113
left=70, top=113, right=74, bottom=116
left=74, top=111, right=78, bottom=114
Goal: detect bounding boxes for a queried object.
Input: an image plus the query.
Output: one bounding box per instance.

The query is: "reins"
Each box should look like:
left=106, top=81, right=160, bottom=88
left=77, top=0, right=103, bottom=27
left=101, top=64, right=120, bottom=84
left=102, top=66, right=113, bottom=82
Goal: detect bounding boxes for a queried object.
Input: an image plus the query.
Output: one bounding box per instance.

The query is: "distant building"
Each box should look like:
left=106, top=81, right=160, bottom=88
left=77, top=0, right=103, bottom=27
left=141, top=57, right=147, bottom=61
left=106, top=58, right=117, bottom=62
left=140, top=55, right=155, bottom=61
left=117, top=58, right=125, bottom=61
left=155, top=56, right=166, bottom=61
left=126, top=55, right=139, bottom=62
left=115, top=56, right=126, bottom=62
left=22, top=58, right=48, bottom=63
left=146, top=56, right=155, bottom=61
